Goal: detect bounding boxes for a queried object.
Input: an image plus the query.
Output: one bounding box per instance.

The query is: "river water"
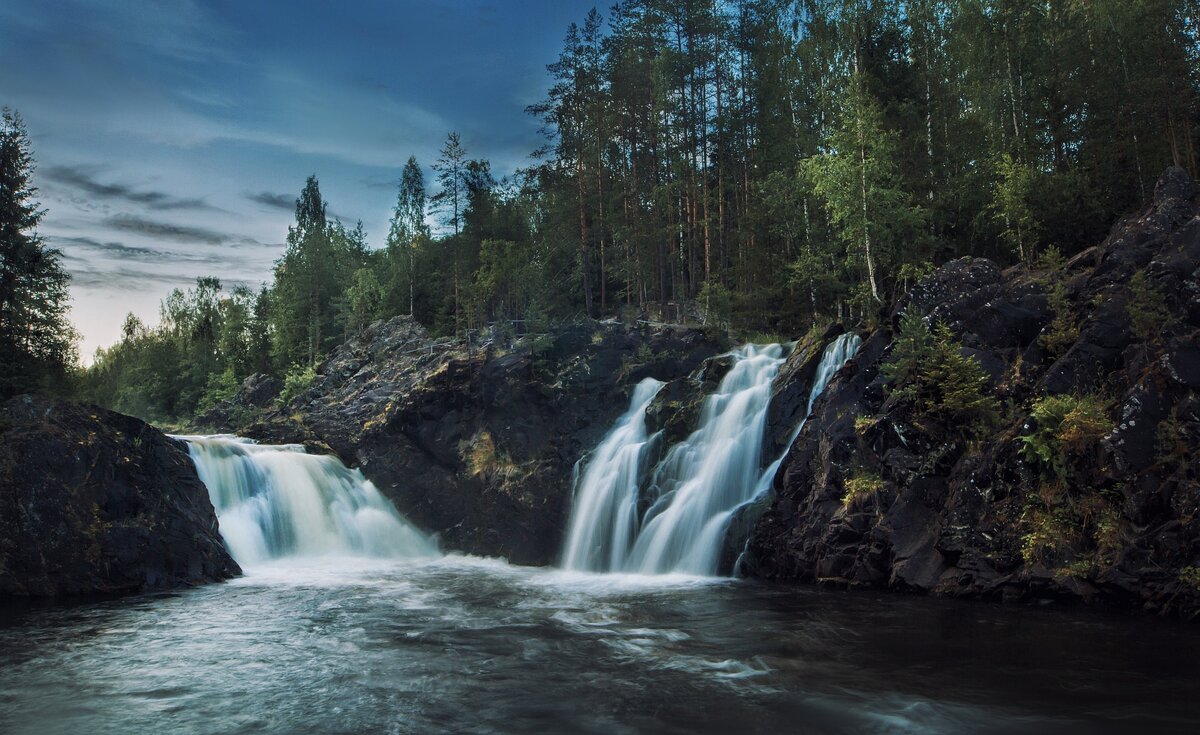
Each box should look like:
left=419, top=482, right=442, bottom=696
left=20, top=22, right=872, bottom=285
left=3, top=556, right=1198, bottom=735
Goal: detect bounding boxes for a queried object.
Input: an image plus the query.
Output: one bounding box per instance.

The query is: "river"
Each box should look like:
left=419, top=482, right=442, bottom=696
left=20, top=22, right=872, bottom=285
left=3, top=556, right=1198, bottom=734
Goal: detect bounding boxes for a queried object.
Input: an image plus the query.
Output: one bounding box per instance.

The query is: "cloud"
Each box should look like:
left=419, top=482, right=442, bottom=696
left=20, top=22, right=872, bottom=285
left=104, top=214, right=229, bottom=245
left=246, top=191, right=294, bottom=211
left=66, top=266, right=200, bottom=289
left=43, top=164, right=219, bottom=211
left=52, top=235, right=161, bottom=261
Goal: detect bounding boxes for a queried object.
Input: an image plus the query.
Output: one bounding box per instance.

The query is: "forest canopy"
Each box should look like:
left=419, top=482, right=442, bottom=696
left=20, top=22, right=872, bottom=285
left=78, top=0, right=1200, bottom=421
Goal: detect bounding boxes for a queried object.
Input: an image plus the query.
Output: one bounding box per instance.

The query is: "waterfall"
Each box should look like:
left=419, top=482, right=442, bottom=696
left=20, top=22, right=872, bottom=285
left=561, top=378, right=664, bottom=571
left=181, top=435, right=438, bottom=566
left=562, top=334, right=860, bottom=576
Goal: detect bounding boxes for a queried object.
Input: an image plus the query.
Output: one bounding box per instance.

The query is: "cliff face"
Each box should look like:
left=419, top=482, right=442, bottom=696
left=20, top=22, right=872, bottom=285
left=746, top=168, right=1200, bottom=618
left=202, top=319, right=723, bottom=565
left=0, top=396, right=240, bottom=597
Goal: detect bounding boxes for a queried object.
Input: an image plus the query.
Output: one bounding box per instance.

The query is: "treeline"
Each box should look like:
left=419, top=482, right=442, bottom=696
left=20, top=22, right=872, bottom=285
left=81, top=0, right=1200, bottom=421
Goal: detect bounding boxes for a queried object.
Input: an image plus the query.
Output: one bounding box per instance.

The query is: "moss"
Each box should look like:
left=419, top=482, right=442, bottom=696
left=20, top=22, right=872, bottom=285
left=1180, top=566, right=1200, bottom=590
left=842, top=471, right=885, bottom=510
left=853, top=414, right=877, bottom=437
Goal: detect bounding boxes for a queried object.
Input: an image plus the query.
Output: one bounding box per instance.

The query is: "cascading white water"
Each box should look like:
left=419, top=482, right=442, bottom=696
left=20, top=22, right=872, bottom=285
left=182, top=435, right=437, bottom=566
left=749, top=332, right=863, bottom=508
left=626, top=344, right=787, bottom=574
left=561, top=378, right=664, bottom=571
left=561, top=334, right=861, bottom=576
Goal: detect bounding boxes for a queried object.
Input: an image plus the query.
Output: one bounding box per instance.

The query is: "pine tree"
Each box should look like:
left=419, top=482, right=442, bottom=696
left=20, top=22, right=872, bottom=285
left=271, top=175, right=335, bottom=368
left=0, top=108, right=75, bottom=396
left=386, top=156, right=429, bottom=316
left=432, top=133, right=468, bottom=235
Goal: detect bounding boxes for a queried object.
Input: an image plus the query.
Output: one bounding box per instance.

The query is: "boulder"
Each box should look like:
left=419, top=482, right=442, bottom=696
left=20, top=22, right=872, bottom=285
left=0, top=396, right=239, bottom=597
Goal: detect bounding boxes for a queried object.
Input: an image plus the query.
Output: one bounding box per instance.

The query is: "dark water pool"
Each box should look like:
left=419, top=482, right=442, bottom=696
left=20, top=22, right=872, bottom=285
left=2, top=557, right=1198, bottom=734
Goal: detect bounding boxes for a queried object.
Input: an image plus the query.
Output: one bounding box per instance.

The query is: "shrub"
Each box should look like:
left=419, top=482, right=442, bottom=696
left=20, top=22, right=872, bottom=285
left=278, top=364, right=317, bottom=406
left=1020, top=394, right=1113, bottom=480
left=1020, top=503, right=1076, bottom=565
left=1040, top=282, right=1078, bottom=356
left=842, top=471, right=885, bottom=509
left=196, top=369, right=239, bottom=414
left=1127, top=270, right=1171, bottom=344
left=882, top=313, right=1000, bottom=437
left=1036, top=245, right=1066, bottom=272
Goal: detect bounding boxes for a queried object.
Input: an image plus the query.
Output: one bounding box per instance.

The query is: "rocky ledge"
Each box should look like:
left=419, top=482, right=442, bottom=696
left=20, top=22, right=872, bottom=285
left=0, top=396, right=240, bottom=597
left=746, top=168, right=1200, bottom=619
left=199, top=319, right=724, bottom=564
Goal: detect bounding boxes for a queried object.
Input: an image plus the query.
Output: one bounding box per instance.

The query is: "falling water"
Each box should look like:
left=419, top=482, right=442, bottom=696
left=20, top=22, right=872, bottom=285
left=561, top=378, right=664, bottom=571
left=181, top=435, right=438, bottom=566
left=562, top=334, right=860, bottom=576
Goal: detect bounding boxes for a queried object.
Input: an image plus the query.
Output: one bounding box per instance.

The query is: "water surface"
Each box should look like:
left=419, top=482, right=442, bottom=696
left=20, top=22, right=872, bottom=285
left=2, top=557, right=1198, bottom=734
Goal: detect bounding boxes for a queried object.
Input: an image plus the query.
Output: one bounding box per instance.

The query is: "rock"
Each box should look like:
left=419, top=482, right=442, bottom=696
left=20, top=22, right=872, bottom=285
left=211, top=317, right=723, bottom=565
left=746, top=167, right=1200, bottom=619
left=0, top=396, right=240, bottom=597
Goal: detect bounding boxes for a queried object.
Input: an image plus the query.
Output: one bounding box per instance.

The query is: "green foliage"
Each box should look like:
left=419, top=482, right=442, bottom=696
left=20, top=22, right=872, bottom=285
left=278, top=364, right=317, bottom=407
left=853, top=414, right=877, bottom=437
left=882, top=312, right=1000, bottom=437
left=82, top=279, right=271, bottom=422
left=802, top=72, right=928, bottom=306
left=991, top=153, right=1040, bottom=262
left=1040, top=283, right=1078, bottom=356
left=1020, top=501, right=1076, bottom=565
left=196, top=369, right=239, bottom=415
left=1020, top=481, right=1127, bottom=571
left=1035, top=246, right=1066, bottom=272
left=1180, top=566, right=1200, bottom=590
left=1127, top=270, right=1171, bottom=344
left=842, top=470, right=885, bottom=510
left=1020, top=394, right=1114, bottom=480
left=0, top=108, right=77, bottom=396
left=79, top=0, right=1200, bottom=419
left=343, top=267, right=384, bottom=336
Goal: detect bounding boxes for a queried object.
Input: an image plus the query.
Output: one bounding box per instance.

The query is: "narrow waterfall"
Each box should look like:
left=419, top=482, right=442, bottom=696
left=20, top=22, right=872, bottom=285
left=182, top=435, right=438, bottom=566
left=561, top=378, right=664, bottom=571
left=749, top=332, right=864, bottom=508
left=562, top=334, right=860, bottom=576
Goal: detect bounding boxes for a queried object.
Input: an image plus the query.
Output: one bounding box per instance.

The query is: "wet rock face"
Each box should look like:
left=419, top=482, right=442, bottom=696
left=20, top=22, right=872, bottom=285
left=210, top=317, right=722, bottom=565
left=747, top=168, right=1200, bottom=618
left=0, top=396, right=240, bottom=597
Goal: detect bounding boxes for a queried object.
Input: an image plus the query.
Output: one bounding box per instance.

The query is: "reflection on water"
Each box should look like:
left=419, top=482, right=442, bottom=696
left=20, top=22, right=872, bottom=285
left=2, top=557, right=1199, bottom=734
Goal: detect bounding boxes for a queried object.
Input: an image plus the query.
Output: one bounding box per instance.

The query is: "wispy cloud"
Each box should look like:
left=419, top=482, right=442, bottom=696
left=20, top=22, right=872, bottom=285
left=53, top=235, right=161, bottom=260
left=43, top=164, right=220, bottom=211
left=246, top=191, right=294, bottom=211
left=104, top=214, right=229, bottom=245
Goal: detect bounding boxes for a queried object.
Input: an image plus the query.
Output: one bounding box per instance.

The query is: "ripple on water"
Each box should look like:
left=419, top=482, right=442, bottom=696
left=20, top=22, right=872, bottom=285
left=2, top=558, right=1200, bottom=735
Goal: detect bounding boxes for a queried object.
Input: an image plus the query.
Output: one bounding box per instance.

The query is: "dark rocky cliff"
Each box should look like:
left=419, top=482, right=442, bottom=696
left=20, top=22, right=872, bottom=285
left=0, top=396, right=240, bottom=597
left=746, top=168, right=1200, bottom=618
left=200, top=319, right=723, bottom=565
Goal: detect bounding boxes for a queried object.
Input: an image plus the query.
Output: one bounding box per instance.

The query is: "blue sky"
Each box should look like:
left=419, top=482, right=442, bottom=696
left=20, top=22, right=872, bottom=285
left=0, top=0, right=595, bottom=359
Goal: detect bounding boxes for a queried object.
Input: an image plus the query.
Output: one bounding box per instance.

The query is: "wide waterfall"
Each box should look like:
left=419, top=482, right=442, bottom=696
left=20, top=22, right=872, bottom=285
left=182, top=436, right=438, bottom=566
left=562, top=334, right=860, bottom=576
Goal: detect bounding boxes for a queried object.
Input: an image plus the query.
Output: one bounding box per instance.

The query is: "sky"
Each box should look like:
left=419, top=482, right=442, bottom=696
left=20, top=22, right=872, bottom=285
left=0, top=0, right=596, bottom=361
